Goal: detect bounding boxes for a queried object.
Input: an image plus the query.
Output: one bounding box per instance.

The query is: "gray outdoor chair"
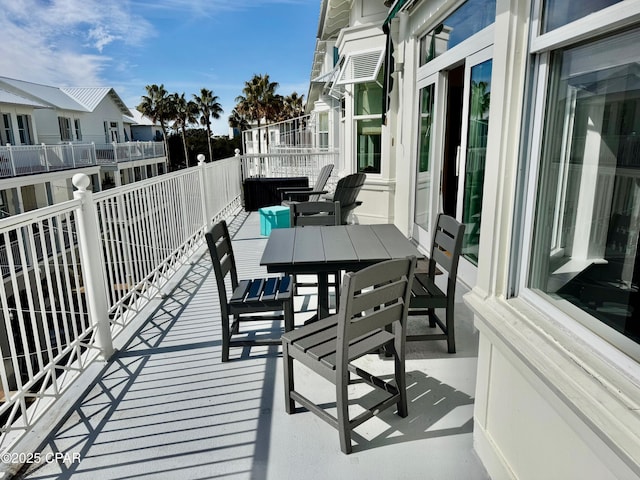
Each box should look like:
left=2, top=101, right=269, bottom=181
left=206, top=220, right=295, bottom=362
left=289, top=200, right=342, bottom=312
left=289, top=200, right=341, bottom=227
left=407, top=213, right=465, bottom=353
left=280, top=163, right=334, bottom=205
left=281, top=256, right=416, bottom=454
left=321, top=172, right=366, bottom=224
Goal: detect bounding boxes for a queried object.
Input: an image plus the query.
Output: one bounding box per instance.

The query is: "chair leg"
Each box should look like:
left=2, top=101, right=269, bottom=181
left=232, top=314, right=240, bottom=334
left=337, top=369, right=352, bottom=454
left=393, top=339, right=408, bottom=418
left=428, top=307, right=436, bottom=328
left=446, top=303, right=456, bottom=354
left=282, top=343, right=295, bottom=414
left=221, top=313, right=231, bottom=362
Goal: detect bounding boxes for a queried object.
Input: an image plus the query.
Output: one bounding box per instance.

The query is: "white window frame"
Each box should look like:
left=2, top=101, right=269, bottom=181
left=518, top=0, right=640, bottom=361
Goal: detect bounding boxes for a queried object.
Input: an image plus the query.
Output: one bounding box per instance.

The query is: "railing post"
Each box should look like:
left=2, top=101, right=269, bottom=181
left=7, top=144, right=16, bottom=176
left=42, top=143, right=50, bottom=171
left=72, top=173, right=114, bottom=360
left=112, top=141, right=118, bottom=163
left=235, top=149, right=245, bottom=208
left=91, top=141, right=97, bottom=165
left=70, top=142, right=76, bottom=168
left=128, top=141, right=132, bottom=161
left=198, top=154, right=213, bottom=230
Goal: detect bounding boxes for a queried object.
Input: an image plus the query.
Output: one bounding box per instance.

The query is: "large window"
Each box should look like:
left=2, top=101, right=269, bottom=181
left=529, top=29, right=640, bottom=345
left=354, top=80, right=382, bottom=173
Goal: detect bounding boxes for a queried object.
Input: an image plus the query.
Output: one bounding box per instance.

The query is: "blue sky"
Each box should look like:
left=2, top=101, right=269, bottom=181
left=0, top=0, right=319, bottom=134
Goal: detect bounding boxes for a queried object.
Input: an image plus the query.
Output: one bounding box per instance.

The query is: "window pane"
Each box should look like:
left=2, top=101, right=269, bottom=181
left=419, top=0, right=496, bottom=66
left=17, top=115, right=32, bottom=144
left=542, top=0, right=622, bottom=33
left=530, top=30, right=640, bottom=344
left=415, top=84, right=435, bottom=232
left=462, top=60, right=492, bottom=265
left=1, top=114, right=14, bottom=145
left=355, top=82, right=382, bottom=116
left=356, top=118, right=381, bottom=173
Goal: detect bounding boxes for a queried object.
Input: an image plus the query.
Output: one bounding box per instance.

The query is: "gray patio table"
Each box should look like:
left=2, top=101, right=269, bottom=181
left=260, top=224, right=423, bottom=319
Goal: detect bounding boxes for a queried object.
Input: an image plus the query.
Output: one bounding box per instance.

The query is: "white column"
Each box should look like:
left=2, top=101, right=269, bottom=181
left=72, top=173, right=114, bottom=360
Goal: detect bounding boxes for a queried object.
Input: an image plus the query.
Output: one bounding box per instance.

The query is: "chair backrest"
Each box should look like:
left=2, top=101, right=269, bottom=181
left=337, top=256, right=416, bottom=348
left=332, top=173, right=366, bottom=223
left=429, top=213, right=465, bottom=293
left=205, top=221, right=238, bottom=313
left=289, top=201, right=341, bottom=227
left=309, top=164, right=334, bottom=201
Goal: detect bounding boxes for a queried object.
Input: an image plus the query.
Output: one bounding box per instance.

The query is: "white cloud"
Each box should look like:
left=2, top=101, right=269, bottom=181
left=0, top=0, right=153, bottom=85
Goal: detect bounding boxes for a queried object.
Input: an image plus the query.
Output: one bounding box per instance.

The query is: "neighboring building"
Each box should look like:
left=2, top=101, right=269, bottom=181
left=309, top=0, right=640, bottom=478
left=0, top=77, right=167, bottom=213
left=127, top=108, right=164, bottom=142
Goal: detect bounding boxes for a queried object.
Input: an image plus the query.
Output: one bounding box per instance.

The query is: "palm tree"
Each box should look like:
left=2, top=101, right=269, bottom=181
left=235, top=74, right=280, bottom=153
left=228, top=107, right=251, bottom=152
left=280, top=92, right=306, bottom=145
left=193, top=88, right=223, bottom=161
left=137, top=84, right=174, bottom=164
left=280, top=92, right=305, bottom=121
left=173, top=93, right=199, bottom=165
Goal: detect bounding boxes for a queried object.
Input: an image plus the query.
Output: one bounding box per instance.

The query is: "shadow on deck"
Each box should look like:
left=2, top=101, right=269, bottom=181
left=16, top=212, right=488, bottom=480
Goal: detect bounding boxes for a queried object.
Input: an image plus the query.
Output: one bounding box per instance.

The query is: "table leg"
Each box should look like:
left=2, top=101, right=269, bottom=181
left=317, top=272, right=330, bottom=319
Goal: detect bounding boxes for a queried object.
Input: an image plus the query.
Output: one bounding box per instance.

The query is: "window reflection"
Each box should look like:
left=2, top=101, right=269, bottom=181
left=462, top=60, right=492, bottom=265
left=415, top=85, right=435, bottom=232
left=542, top=0, right=622, bottom=33
left=530, top=30, right=640, bottom=344
left=419, top=0, right=496, bottom=66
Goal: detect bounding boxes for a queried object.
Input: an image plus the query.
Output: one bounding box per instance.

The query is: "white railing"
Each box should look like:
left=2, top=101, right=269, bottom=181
left=242, top=114, right=315, bottom=154
left=0, top=156, right=242, bottom=450
left=0, top=142, right=165, bottom=178
left=95, top=141, right=166, bottom=165
left=240, top=151, right=339, bottom=186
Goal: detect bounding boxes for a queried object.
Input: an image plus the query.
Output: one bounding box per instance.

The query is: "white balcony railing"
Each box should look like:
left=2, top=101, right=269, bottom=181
left=0, top=155, right=241, bottom=450
left=0, top=141, right=165, bottom=178
left=0, top=150, right=338, bottom=451
left=240, top=150, right=339, bottom=184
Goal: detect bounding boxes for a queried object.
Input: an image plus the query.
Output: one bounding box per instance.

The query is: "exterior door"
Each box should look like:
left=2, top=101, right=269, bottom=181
left=412, top=47, right=493, bottom=287
left=455, top=47, right=493, bottom=285
left=412, top=73, right=443, bottom=247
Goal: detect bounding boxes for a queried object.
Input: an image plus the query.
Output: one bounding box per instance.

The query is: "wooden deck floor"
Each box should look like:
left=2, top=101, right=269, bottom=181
left=17, top=212, right=489, bottom=480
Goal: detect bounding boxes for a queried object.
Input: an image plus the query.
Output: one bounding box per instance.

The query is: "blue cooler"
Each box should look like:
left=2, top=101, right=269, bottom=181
left=259, top=205, right=290, bottom=236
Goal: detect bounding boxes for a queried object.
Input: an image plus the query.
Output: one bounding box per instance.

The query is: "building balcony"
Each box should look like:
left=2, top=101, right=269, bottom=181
left=0, top=141, right=166, bottom=179
left=0, top=154, right=487, bottom=479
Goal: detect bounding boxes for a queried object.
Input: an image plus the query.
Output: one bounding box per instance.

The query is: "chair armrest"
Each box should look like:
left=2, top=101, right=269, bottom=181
left=282, top=189, right=329, bottom=201
left=276, top=186, right=313, bottom=193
